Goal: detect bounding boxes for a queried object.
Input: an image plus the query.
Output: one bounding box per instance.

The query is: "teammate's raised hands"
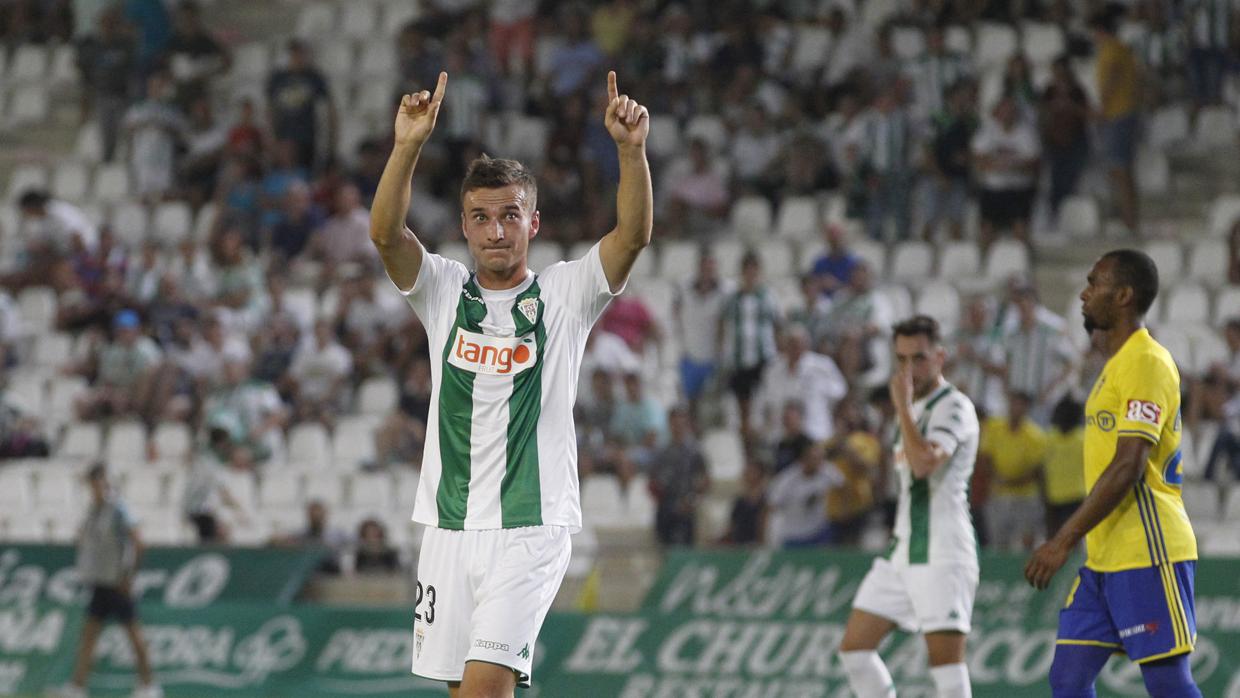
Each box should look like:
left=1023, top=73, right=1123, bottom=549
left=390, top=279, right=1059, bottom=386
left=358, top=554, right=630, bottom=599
left=395, top=72, right=447, bottom=147
left=603, top=71, right=649, bottom=148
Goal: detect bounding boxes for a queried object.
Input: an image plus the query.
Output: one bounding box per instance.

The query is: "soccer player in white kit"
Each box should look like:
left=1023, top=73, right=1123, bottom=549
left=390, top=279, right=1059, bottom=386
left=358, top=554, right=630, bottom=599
left=368, top=71, right=651, bottom=697
left=839, top=316, right=981, bottom=697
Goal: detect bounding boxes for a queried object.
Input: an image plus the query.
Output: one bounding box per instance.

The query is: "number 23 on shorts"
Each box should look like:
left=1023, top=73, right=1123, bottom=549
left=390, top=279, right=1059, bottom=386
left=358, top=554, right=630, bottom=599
left=415, top=581, right=437, bottom=624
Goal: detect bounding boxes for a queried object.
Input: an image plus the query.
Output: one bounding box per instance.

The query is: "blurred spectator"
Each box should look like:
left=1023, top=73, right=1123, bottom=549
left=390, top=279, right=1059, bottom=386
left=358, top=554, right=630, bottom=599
left=767, top=441, right=843, bottom=548
left=720, top=251, right=782, bottom=440
left=1000, top=284, right=1077, bottom=419
left=282, top=500, right=351, bottom=575
left=757, top=324, right=847, bottom=441
left=920, top=79, right=976, bottom=240
left=286, top=319, right=354, bottom=426
left=545, top=6, right=604, bottom=99
left=373, top=358, right=432, bottom=469
left=439, top=47, right=493, bottom=178
left=304, top=183, right=379, bottom=281
left=723, top=458, right=767, bottom=545
left=18, top=189, right=99, bottom=258
left=821, top=7, right=873, bottom=92
left=1091, top=8, right=1140, bottom=233
left=730, top=105, right=783, bottom=198
left=789, top=273, right=832, bottom=350
left=269, top=181, right=325, bottom=263
left=810, top=223, right=860, bottom=297
left=0, top=292, right=20, bottom=370
left=1042, top=396, right=1086, bottom=536
left=212, top=228, right=268, bottom=330
left=124, top=0, right=173, bottom=69
left=663, top=139, right=730, bottom=236
left=946, top=297, right=1005, bottom=416
left=353, top=519, right=400, bottom=573
left=182, top=425, right=249, bottom=543
left=979, top=391, right=1047, bottom=551
left=1002, top=53, right=1037, bottom=117
left=1040, top=56, right=1091, bottom=216
left=859, top=85, right=915, bottom=241
left=213, top=155, right=263, bottom=240
left=266, top=39, right=336, bottom=171
left=75, top=6, right=138, bottom=163
left=649, top=406, right=709, bottom=546
left=1186, top=0, right=1229, bottom=112
left=904, top=24, right=971, bottom=124
left=179, top=97, right=228, bottom=207
left=673, top=249, right=731, bottom=413
left=598, top=294, right=660, bottom=355
left=225, top=98, right=268, bottom=159
left=824, top=398, right=880, bottom=547
left=160, top=0, right=230, bottom=109
left=971, top=95, right=1040, bottom=248
left=123, top=71, right=189, bottom=201
left=579, top=329, right=640, bottom=401
left=75, top=310, right=162, bottom=421
left=202, top=357, right=288, bottom=464
left=395, top=21, right=445, bottom=100
left=592, top=0, right=637, bottom=57
left=0, top=389, right=49, bottom=458
left=351, top=140, right=387, bottom=205
left=336, top=269, right=406, bottom=373
left=259, top=139, right=310, bottom=234
left=772, top=400, right=812, bottom=472
left=820, top=262, right=891, bottom=388
left=575, top=367, right=618, bottom=452
left=488, top=0, right=536, bottom=76
left=610, top=371, right=667, bottom=450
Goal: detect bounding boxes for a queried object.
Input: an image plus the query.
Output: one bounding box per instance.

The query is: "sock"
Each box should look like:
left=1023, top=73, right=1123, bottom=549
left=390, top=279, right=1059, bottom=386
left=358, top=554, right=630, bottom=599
left=930, top=662, right=971, bottom=698
left=840, top=650, right=896, bottom=698
left=1049, top=644, right=1112, bottom=698
left=1140, top=654, right=1202, bottom=698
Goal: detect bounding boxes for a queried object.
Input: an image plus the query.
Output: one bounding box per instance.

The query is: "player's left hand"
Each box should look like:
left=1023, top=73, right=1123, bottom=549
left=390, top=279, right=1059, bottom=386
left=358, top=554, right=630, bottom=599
left=1024, top=539, right=1070, bottom=590
left=604, top=71, right=649, bottom=148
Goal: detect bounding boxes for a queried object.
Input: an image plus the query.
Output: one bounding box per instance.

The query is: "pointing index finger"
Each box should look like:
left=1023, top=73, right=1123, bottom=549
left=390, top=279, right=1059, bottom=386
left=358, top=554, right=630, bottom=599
left=607, top=70, right=618, bottom=102
left=431, top=72, right=448, bottom=106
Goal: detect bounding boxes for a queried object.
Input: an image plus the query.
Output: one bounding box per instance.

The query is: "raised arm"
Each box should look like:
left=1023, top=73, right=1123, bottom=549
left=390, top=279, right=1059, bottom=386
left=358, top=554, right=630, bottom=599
left=598, top=70, right=653, bottom=292
left=369, top=72, right=448, bottom=291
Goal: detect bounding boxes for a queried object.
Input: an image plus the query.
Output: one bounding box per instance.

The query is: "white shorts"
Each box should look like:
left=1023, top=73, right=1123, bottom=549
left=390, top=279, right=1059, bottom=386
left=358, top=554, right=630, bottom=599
left=411, top=525, right=571, bottom=687
left=852, top=557, right=979, bottom=634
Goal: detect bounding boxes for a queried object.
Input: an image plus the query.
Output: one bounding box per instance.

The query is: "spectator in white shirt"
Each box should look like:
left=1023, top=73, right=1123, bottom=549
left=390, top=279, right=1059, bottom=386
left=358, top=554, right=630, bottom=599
left=18, top=189, right=99, bottom=259
left=287, top=319, right=354, bottom=426
left=971, top=94, right=1041, bottom=249
left=767, top=440, right=844, bottom=548
left=673, top=249, right=733, bottom=415
left=759, top=325, right=848, bottom=442
left=123, top=71, right=189, bottom=201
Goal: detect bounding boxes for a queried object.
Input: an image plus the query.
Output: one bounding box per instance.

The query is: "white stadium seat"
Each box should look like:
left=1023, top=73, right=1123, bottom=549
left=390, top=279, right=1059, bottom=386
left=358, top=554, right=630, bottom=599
left=890, top=240, right=934, bottom=282
left=381, top=0, right=421, bottom=32
left=33, top=468, right=77, bottom=509
left=915, top=280, right=961, bottom=333
left=357, top=376, right=398, bottom=416
left=350, top=473, right=392, bottom=512
left=260, top=470, right=306, bottom=508
left=985, top=240, right=1030, bottom=282
left=304, top=470, right=345, bottom=507
left=47, top=376, right=89, bottom=428
left=288, top=423, right=333, bottom=468
left=91, top=163, right=131, bottom=203
left=110, top=202, right=150, bottom=247
left=436, top=241, right=471, bottom=266
left=0, top=469, right=33, bottom=511
left=6, top=163, right=47, bottom=202
left=1214, top=286, right=1240, bottom=324
left=296, top=2, right=337, bottom=38
left=51, top=162, right=92, bottom=202
left=1142, top=240, right=1183, bottom=285
left=774, top=196, right=820, bottom=240
left=75, top=123, right=105, bottom=163
left=333, top=416, right=378, bottom=469
left=1022, top=22, right=1064, bottom=65
left=974, top=22, right=1018, bottom=69
left=891, top=26, right=925, bottom=60
left=685, top=115, right=727, bottom=152
left=33, top=333, right=73, bottom=369
left=580, top=474, right=625, bottom=528
left=645, top=115, right=681, bottom=159
left=1194, top=106, right=1235, bottom=149
left=1192, top=331, right=1228, bottom=375
left=9, top=44, right=49, bottom=83
left=757, top=239, right=795, bottom=278
left=1208, top=194, right=1240, bottom=236
left=231, top=42, right=272, bottom=80
left=152, top=201, right=193, bottom=246
left=18, top=286, right=58, bottom=334
left=1136, top=149, right=1169, bottom=196
left=59, top=422, right=103, bottom=460
left=1186, top=238, right=1228, bottom=284
left=659, top=240, right=699, bottom=279
left=1223, top=483, right=1240, bottom=521
left=702, top=429, right=744, bottom=485
left=938, top=241, right=980, bottom=279
left=152, top=422, right=192, bottom=461
left=317, top=38, right=356, bottom=78
left=503, top=115, right=550, bottom=166
left=1059, top=195, right=1100, bottom=238
left=341, top=3, right=379, bottom=39
left=49, top=45, right=77, bottom=86
left=852, top=238, right=887, bottom=276
left=730, top=196, right=773, bottom=240
left=1181, top=482, right=1219, bottom=521
left=7, top=86, right=50, bottom=128
left=105, top=420, right=148, bottom=465
left=1147, top=106, right=1190, bottom=150
left=6, top=374, right=46, bottom=415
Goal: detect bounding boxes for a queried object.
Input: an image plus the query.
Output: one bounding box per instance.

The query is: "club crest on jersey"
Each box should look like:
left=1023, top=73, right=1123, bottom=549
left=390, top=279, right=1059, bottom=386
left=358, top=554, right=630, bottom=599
left=1126, top=399, right=1162, bottom=426
left=449, top=327, right=537, bottom=376
left=518, top=297, right=540, bottom=325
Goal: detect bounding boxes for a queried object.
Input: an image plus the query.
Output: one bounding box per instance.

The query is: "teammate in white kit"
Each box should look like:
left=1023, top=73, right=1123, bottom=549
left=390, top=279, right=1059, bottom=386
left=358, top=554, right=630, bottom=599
left=369, top=71, right=651, bottom=697
left=839, top=315, right=981, bottom=697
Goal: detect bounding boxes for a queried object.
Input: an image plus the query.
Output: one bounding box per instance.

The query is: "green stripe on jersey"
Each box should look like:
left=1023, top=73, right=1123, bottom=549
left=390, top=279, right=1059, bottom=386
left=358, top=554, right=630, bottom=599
left=435, top=279, right=488, bottom=529
left=501, top=282, right=545, bottom=527
left=909, top=478, right=930, bottom=563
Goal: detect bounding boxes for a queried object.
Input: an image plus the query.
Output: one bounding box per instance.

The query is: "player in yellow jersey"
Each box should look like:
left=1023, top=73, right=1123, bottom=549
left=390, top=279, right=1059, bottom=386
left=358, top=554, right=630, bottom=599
left=1024, top=250, right=1200, bottom=697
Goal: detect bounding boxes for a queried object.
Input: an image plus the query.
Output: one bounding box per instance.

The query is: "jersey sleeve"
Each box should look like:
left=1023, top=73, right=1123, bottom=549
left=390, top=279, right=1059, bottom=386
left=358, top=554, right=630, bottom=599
left=1112, top=352, right=1176, bottom=445
left=925, top=393, right=977, bottom=455
left=390, top=244, right=470, bottom=330
left=540, top=240, right=623, bottom=326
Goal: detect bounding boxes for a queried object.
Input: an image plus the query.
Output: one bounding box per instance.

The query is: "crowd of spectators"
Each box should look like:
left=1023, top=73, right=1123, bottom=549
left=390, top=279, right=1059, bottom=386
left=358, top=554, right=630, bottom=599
left=1, top=0, right=1239, bottom=560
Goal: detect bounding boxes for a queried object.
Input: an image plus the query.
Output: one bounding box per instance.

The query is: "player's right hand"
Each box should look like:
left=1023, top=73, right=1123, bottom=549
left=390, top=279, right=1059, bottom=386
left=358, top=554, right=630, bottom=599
left=394, top=72, right=447, bottom=147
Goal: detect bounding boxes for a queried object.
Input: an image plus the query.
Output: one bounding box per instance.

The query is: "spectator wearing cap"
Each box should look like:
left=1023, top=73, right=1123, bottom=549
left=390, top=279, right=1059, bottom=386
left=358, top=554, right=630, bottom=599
left=265, top=39, right=336, bottom=171
left=57, top=464, right=162, bottom=698
left=75, top=310, right=163, bottom=421
left=649, top=405, right=710, bottom=546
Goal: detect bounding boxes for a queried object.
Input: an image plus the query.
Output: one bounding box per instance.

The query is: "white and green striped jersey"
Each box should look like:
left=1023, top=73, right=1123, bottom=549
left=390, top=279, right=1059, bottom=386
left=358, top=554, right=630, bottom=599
left=889, top=379, right=980, bottom=568
left=395, top=241, right=619, bottom=531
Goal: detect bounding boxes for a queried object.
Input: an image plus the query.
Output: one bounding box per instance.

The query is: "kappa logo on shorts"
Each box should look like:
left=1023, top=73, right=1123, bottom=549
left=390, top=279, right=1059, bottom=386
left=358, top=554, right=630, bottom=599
left=449, top=328, right=538, bottom=376
left=1118, top=622, right=1159, bottom=639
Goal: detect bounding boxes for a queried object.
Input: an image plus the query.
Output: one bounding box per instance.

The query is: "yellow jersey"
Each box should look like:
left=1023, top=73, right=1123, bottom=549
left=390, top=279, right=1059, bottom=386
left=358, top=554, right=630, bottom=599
left=1083, top=328, right=1195, bottom=571
left=980, top=417, right=1047, bottom=498
left=1043, top=427, right=1086, bottom=505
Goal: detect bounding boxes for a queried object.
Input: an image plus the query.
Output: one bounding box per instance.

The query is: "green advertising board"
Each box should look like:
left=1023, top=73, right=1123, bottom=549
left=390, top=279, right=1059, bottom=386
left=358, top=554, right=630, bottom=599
left=0, top=550, right=1238, bottom=696
left=0, top=545, right=326, bottom=608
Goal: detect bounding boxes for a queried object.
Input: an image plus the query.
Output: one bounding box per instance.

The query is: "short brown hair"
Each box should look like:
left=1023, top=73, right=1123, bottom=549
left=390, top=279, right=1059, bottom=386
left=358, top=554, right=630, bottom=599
left=460, top=154, right=537, bottom=210
left=892, top=315, right=941, bottom=344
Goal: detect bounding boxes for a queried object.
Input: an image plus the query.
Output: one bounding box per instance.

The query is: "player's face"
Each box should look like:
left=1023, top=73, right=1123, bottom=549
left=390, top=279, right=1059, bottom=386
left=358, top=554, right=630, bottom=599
left=462, top=185, right=539, bottom=277
left=1080, top=257, right=1120, bottom=332
left=893, top=334, right=945, bottom=397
